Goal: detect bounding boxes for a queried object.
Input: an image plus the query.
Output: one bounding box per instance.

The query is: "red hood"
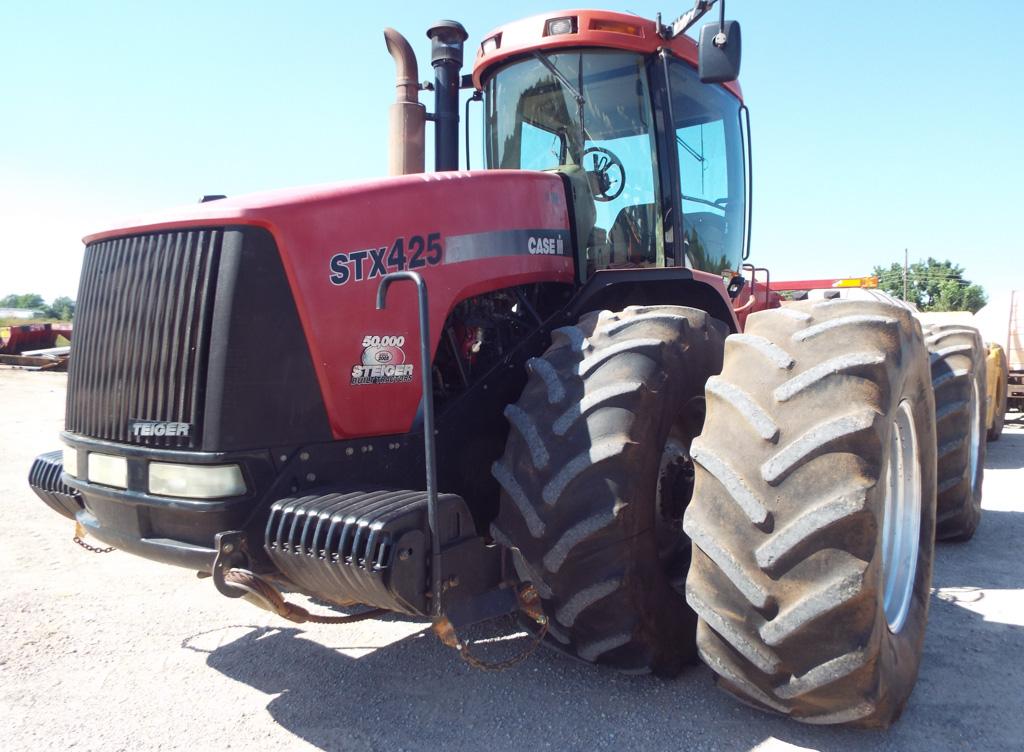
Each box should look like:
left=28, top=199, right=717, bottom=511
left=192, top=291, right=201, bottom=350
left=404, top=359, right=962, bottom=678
left=85, top=170, right=524, bottom=243
left=85, top=169, right=575, bottom=439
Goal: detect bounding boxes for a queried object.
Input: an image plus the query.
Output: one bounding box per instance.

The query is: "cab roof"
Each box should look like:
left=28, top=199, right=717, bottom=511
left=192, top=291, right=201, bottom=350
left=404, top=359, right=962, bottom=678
left=471, top=8, right=742, bottom=100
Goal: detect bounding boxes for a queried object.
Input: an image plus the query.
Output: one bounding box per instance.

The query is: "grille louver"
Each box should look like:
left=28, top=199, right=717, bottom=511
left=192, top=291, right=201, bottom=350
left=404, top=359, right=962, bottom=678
left=65, top=230, right=222, bottom=448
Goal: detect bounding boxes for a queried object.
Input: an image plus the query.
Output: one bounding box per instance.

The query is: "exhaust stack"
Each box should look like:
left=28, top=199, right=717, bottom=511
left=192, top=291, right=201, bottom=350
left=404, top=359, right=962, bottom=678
left=427, top=20, right=468, bottom=172
left=384, top=28, right=425, bottom=175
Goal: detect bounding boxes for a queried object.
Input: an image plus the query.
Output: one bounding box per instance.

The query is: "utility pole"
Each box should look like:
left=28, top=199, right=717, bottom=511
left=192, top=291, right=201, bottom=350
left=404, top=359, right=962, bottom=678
left=903, top=248, right=908, bottom=301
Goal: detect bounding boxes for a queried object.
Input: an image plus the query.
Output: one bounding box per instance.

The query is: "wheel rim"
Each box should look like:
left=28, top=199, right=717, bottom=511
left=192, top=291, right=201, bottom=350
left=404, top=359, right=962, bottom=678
left=881, top=400, right=922, bottom=633
left=968, top=379, right=982, bottom=493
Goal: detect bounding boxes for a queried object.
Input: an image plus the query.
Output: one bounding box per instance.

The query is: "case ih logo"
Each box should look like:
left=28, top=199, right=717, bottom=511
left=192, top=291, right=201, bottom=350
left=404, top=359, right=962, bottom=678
left=129, top=420, right=191, bottom=437
left=528, top=235, right=564, bottom=255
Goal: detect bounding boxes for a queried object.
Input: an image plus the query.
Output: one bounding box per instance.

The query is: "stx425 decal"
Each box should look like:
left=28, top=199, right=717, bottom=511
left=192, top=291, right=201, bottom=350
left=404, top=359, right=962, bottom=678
left=330, top=233, right=442, bottom=286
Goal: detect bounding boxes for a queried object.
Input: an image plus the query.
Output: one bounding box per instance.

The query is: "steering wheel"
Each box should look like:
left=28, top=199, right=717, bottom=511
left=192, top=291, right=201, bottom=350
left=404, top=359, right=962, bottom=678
left=583, top=146, right=625, bottom=202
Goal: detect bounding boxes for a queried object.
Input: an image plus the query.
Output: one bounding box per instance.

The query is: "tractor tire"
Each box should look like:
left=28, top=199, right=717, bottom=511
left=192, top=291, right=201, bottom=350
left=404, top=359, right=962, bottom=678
left=922, top=324, right=986, bottom=541
left=491, top=305, right=727, bottom=675
left=683, top=299, right=937, bottom=728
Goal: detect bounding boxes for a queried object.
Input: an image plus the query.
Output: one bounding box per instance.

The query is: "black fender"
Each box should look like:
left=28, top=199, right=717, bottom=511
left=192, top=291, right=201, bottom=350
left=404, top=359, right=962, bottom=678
left=567, top=268, right=740, bottom=332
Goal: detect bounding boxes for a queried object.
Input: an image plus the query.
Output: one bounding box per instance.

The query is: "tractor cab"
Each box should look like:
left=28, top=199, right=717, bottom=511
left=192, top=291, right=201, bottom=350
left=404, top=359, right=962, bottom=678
left=475, top=10, right=750, bottom=281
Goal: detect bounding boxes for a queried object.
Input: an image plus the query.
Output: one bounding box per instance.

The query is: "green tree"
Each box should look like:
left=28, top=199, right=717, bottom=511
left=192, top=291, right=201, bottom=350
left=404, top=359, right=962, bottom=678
left=0, top=293, right=76, bottom=319
left=872, top=257, right=987, bottom=313
left=0, top=293, right=46, bottom=310
left=47, top=296, right=76, bottom=320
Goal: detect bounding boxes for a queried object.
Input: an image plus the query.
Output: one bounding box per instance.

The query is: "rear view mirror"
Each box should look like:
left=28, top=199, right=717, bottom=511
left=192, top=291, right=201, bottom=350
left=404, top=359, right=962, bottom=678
left=699, top=20, right=742, bottom=83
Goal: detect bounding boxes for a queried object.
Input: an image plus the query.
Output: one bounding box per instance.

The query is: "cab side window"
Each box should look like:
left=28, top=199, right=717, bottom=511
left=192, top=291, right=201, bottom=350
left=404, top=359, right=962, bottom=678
left=669, top=61, right=745, bottom=274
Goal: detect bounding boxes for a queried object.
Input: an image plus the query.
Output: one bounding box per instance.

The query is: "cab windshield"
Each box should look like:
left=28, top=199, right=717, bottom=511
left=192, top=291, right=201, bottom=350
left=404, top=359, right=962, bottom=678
left=485, top=50, right=664, bottom=275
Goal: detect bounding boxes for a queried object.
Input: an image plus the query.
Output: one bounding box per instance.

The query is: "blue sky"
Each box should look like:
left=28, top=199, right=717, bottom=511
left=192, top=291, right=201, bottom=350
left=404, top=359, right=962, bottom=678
left=2, top=1, right=1022, bottom=301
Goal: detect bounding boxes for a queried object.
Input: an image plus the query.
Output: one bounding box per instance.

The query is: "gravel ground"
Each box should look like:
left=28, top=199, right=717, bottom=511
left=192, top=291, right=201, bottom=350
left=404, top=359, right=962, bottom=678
left=2, top=367, right=1022, bottom=751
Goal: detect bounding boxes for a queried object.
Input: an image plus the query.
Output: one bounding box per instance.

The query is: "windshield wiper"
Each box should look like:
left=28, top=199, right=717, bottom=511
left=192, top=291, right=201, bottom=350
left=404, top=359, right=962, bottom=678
left=532, top=50, right=588, bottom=148
left=532, top=50, right=584, bottom=107
left=677, top=136, right=705, bottom=163
left=682, top=194, right=727, bottom=211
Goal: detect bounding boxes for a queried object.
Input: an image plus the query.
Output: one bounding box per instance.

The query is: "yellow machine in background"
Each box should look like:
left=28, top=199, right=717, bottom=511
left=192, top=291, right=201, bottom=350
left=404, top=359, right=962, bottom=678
left=974, top=290, right=1023, bottom=439
left=986, top=342, right=1008, bottom=440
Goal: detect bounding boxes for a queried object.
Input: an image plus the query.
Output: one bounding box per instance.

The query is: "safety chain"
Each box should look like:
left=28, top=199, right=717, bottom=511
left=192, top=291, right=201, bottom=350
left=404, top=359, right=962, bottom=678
left=431, top=585, right=549, bottom=672
left=73, top=522, right=115, bottom=554
left=456, top=619, right=548, bottom=672
left=222, top=568, right=389, bottom=625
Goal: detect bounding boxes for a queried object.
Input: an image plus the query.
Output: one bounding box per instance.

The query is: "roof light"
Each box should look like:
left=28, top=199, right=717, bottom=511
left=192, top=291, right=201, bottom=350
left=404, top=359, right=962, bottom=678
left=149, top=462, right=246, bottom=500
left=589, top=18, right=643, bottom=36
left=88, top=453, right=127, bottom=489
left=480, top=33, right=501, bottom=54
left=545, top=16, right=577, bottom=36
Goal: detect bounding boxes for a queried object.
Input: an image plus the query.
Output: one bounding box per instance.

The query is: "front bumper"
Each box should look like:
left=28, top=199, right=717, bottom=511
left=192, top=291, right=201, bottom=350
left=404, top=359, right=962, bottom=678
left=70, top=489, right=239, bottom=571
left=30, top=435, right=516, bottom=623
left=42, top=432, right=280, bottom=572
left=75, top=507, right=218, bottom=570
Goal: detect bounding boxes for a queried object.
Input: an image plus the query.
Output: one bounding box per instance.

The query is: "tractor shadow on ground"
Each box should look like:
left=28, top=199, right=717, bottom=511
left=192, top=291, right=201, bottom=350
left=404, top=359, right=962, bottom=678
left=187, top=438, right=1022, bottom=752
left=190, top=510, right=1024, bottom=752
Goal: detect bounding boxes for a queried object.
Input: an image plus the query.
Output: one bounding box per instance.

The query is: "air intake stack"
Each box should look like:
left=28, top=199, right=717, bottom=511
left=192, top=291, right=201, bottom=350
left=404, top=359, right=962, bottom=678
left=427, top=20, right=468, bottom=172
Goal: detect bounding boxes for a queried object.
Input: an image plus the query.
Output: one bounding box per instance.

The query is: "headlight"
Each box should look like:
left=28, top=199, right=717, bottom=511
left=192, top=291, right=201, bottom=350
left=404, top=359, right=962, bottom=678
left=62, top=447, right=78, bottom=478
left=545, top=16, right=577, bottom=36
left=88, top=453, right=128, bottom=488
left=148, top=463, right=246, bottom=499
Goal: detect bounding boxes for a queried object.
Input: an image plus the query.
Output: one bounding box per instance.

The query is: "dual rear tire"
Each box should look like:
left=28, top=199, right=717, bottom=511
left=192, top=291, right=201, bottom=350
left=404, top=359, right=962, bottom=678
left=494, top=299, right=938, bottom=727
left=922, top=324, right=987, bottom=541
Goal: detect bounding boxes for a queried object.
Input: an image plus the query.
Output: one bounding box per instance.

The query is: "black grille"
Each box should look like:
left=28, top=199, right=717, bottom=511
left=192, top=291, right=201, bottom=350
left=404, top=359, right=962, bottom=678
left=66, top=230, right=222, bottom=448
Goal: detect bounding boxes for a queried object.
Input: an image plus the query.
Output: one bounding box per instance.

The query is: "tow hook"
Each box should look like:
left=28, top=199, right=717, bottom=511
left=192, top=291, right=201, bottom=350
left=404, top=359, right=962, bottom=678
left=209, top=529, right=388, bottom=624
left=211, top=530, right=250, bottom=598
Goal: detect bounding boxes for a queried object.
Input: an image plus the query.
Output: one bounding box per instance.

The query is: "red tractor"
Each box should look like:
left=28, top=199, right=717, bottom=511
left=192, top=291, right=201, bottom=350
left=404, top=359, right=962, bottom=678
left=30, top=2, right=970, bottom=728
